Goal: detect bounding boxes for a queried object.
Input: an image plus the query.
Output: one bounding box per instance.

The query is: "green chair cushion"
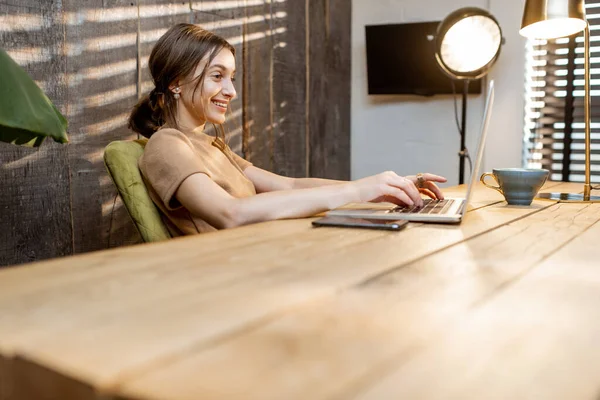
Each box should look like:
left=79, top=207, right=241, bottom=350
left=104, top=139, right=171, bottom=243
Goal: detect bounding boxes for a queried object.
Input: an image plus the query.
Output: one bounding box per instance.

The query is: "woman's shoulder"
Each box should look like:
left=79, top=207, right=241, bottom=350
left=145, top=127, right=195, bottom=151
left=142, top=127, right=218, bottom=162
left=140, top=128, right=187, bottom=161
left=147, top=127, right=188, bottom=142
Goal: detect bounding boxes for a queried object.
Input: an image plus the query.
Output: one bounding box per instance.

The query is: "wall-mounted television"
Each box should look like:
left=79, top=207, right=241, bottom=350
left=365, top=22, right=482, bottom=96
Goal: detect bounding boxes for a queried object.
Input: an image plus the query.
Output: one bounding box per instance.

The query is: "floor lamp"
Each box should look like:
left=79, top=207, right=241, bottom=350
left=435, top=8, right=503, bottom=184
left=520, top=0, right=600, bottom=202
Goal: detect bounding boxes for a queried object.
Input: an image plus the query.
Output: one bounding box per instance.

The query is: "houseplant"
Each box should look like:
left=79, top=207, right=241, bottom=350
left=0, top=49, right=68, bottom=147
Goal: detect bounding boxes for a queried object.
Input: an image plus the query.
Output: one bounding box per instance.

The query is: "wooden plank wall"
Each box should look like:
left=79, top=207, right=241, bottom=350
left=63, top=0, right=141, bottom=254
left=272, top=0, right=308, bottom=178
left=308, top=0, right=351, bottom=179
left=0, top=0, right=351, bottom=267
left=0, top=0, right=73, bottom=265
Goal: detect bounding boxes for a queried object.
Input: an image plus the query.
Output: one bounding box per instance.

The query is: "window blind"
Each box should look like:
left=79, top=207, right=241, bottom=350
left=524, top=0, right=600, bottom=183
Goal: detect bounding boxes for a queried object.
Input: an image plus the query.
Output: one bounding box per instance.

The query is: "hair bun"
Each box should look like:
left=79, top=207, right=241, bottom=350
left=128, top=94, right=163, bottom=138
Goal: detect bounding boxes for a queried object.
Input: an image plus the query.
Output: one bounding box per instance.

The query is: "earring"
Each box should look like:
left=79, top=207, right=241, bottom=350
left=173, top=87, right=181, bottom=100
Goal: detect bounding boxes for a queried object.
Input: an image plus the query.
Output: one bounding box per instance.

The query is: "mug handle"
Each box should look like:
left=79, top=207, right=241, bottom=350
left=480, top=173, right=502, bottom=193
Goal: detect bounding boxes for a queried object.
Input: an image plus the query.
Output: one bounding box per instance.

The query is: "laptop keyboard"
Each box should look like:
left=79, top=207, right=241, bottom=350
left=389, top=199, right=455, bottom=215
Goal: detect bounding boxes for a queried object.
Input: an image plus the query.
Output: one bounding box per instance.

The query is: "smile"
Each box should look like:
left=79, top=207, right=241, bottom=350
left=211, top=100, right=228, bottom=110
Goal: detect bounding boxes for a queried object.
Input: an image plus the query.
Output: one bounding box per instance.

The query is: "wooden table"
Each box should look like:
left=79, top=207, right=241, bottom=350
left=1, top=182, right=600, bottom=400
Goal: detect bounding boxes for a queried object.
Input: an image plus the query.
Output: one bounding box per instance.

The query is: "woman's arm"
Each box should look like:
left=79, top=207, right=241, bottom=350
left=244, top=166, right=446, bottom=198
left=291, top=176, right=346, bottom=189
left=175, top=171, right=425, bottom=229
left=243, top=166, right=345, bottom=193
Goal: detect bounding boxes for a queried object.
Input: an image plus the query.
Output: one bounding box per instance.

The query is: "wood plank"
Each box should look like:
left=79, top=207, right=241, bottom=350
left=0, top=219, right=325, bottom=399
left=0, top=185, right=573, bottom=395
left=0, top=354, right=10, bottom=400
left=11, top=356, right=99, bottom=400
left=307, top=0, right=351, bottom=179
left=241, top=0, right=273, bottom=169
left=355, top=210, right=600, bottom=400
left=0, top=180, right=564, bottom=304
left=63, top=0, right=141, bottom=253
left=0, top=182, right=563, bottom=346
left=0, top=219, right=384, bottom=344
left=0, top=181, right=527, bottom=300
left=0, top=0, right=72, bottom=267
left=115, top=201, right=600, bottom=400
left=270, top=0, right=307, bottom=177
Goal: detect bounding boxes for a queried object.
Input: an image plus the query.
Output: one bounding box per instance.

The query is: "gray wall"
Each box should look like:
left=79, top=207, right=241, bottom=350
left=0, top=0, right=351, bottom=266
left=351, top=0, right=526, bottom=184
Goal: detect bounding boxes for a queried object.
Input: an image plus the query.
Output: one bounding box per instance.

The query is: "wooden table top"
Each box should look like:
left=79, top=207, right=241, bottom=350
left=1, top=182, right=600, bottom=400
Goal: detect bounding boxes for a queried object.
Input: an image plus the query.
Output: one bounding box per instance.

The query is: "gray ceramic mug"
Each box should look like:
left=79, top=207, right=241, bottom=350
left=480, top=168, right=549, bottom=205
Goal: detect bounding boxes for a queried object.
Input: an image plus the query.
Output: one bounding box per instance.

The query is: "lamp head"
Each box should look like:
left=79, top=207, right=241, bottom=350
left=435, top=7, right=503, bottom=80
left=520, top=0, right=586, bottom=39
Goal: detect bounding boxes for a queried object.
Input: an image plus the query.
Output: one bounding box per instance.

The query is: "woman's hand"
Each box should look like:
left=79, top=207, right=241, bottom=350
left=351, top=171, right=424, bottom=208
left=405, top=173, right=447, bottom=200
left=351, top=171, right=447, bottom=208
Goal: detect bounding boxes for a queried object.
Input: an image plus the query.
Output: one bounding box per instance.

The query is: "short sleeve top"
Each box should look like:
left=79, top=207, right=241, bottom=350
left=138, top=127, right=256, bottom=235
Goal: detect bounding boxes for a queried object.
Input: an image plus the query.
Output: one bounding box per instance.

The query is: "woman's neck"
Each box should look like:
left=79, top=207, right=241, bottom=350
left=178, top=121, right=206, bottom=134
left=174, top=104, right=206, bottom=134
left=162, top=120, right=207, bottom=137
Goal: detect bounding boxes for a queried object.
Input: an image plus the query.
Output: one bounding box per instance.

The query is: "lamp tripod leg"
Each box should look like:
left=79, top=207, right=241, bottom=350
left=583, top=23, right=592, bottom=200
left=459, top=80, right=469, bottom=185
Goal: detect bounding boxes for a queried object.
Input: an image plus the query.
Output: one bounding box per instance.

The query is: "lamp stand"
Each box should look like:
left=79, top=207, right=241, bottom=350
left=537, top=22, right=600, bottom=202
left=458, top=80, right=469, bottom=185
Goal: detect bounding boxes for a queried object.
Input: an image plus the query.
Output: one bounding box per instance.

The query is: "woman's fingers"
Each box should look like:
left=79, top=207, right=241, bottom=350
left=419, top=188, right=437, bottom=200
left=424, top=181, right=444, bottom=200
left=406, top=173, right=447, bottom=184
left=374, top=171, right=447, bottom=206
left=386, top=186, right=414, bottom=207
left=391, top=176, right=422, bottom=207
left=403, top=173, right=447, bottom=200
left=422, top=173, right=447, bottom=183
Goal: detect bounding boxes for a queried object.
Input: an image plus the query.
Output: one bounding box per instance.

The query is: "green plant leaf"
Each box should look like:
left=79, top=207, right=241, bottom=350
left=0, top=49, right=68, bottom=147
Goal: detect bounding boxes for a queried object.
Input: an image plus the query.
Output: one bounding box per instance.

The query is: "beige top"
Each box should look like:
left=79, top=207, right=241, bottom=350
left=139, top=127, right=256, bottom=236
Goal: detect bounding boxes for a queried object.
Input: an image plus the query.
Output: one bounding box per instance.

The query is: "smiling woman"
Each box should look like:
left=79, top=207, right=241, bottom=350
left=129, top=23, right=447, bottom=237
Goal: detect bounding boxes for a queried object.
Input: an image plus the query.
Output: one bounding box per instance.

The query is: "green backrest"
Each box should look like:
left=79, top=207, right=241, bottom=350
left=104, top=139, right=171, bottom=243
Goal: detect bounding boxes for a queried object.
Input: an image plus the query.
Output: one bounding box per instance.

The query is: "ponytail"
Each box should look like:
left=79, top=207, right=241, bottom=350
left=128, top=89, right=164, bottom=138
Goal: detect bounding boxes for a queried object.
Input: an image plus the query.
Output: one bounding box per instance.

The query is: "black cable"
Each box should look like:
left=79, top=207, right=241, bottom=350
left=107, top=191, right=119, bottom=248
left=451, top=80, right=473, bottom=178
left=465, top=149, right=473, bottom=176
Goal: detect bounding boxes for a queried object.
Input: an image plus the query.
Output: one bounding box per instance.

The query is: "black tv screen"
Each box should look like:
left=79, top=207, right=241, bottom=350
left=365, top=22, right=482, bottom=96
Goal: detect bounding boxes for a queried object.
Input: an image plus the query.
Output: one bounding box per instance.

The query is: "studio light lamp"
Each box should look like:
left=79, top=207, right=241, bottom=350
left=435, top=7, right=503, bottom=184
left=520, top=0, right=600, bottom=202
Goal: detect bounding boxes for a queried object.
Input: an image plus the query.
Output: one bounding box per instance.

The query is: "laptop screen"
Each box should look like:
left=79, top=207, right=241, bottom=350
left=461, top=80, right=495, bottom=214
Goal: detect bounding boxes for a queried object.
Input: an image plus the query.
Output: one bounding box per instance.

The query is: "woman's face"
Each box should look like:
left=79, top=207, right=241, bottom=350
left=177, top=47, right=237, bottom=127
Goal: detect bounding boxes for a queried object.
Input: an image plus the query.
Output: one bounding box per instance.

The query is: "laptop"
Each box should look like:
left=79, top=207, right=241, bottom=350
left=327, top=80, right=495, bottom=224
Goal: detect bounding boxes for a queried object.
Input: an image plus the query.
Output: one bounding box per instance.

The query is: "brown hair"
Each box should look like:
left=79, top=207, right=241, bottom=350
left=128, top=23, right=235, bottom=138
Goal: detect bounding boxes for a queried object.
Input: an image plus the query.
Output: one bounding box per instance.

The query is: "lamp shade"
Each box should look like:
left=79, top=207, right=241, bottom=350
left=0, top=49, right=68, bottom=147
left=435, top=7, right=503, bottom=80
left=520, top=0, right=586, bottom=39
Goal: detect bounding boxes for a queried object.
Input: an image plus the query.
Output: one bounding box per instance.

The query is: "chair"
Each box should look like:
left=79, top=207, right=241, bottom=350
left=103, top=139, right=171, bottom=243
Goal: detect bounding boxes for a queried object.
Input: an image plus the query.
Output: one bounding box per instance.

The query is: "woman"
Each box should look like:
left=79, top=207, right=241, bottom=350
left=129, top=23, right=446, bottom=236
